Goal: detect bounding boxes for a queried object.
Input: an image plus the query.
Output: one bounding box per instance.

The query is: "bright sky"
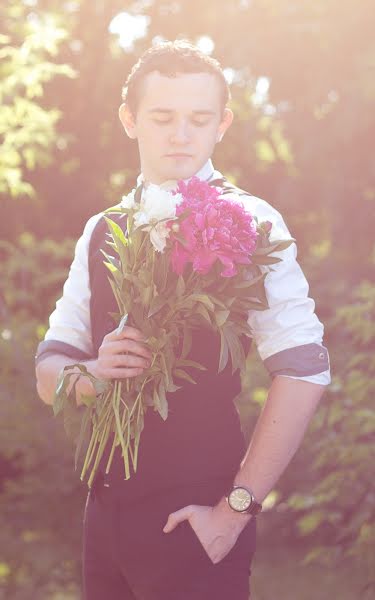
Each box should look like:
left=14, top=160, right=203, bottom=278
left=109, top=11, right=215, bottom=56
left=109, top=12, right=150, bottom=51
left=108, top=11, right=271, bottom=111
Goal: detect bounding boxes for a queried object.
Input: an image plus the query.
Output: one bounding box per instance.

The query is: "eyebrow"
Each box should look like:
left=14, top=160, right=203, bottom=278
left=148, top=108, right=215, bottom=116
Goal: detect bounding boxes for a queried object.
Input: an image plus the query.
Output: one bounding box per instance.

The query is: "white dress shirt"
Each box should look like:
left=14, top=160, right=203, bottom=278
left=36, top=159, right=331, bottom=386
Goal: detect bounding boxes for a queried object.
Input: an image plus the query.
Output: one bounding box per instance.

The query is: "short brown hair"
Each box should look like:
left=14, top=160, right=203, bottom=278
left=122, top=40, right=231, bottom=116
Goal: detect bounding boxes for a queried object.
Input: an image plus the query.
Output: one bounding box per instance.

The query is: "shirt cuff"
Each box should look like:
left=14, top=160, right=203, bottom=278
left=276, top=370, right=331, bottom=385
left=35, top=340, right=93, bottom=367
left=263, top=343, right=330, bottom=382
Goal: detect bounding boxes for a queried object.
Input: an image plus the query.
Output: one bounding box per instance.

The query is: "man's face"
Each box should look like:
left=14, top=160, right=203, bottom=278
left=120, top=71, right=233, bottom=184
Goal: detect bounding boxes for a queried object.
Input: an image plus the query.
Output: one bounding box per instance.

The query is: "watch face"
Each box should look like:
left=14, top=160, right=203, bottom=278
left=228, top=487, right=252, bottom=512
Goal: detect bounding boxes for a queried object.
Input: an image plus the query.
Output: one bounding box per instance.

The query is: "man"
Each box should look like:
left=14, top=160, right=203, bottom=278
left=35, top=41, right=330, bottom=600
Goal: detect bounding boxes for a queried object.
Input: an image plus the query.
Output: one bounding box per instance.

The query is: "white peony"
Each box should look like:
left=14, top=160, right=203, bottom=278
left=132, top=184, right=184, bottom=252
left=133, top=211, right=149, bottom=228
left=142, top=185, right=182, bottom=222
left=149, top=221, right=170, bottom=253
left=120, top=191, right=136, bottom=209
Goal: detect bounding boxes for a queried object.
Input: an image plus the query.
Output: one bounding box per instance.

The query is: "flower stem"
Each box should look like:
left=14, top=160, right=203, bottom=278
left=105, top=419, right=117, bottom=475
left=80, top=425, right=99, bottom=482
left=132, top=401, right=143, bottom=471
left=113, top=381, right=130, bottom=479
left=87, top=416, right=111, bottom=489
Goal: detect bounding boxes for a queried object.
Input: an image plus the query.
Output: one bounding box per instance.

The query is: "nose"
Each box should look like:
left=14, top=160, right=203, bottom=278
left=170, top=120, right=190, bottom=145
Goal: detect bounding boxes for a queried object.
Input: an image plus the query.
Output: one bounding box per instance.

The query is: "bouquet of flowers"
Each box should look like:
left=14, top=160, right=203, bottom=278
left=54, top=177, right=294, bottom=488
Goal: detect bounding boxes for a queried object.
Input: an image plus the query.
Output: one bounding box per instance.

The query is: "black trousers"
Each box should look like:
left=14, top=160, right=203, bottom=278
left=82, top=474, right=256, bottom=600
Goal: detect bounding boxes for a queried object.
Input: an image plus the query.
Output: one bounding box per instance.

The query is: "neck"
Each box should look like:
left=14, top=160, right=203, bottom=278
left=137, top=159, right=215, bottom=189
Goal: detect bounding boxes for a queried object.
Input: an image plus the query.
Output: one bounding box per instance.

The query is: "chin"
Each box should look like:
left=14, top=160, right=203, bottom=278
left=170, top=165, right=200, bottom=180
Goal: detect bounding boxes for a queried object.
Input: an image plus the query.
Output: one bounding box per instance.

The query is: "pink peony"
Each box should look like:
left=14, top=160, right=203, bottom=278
left=170, top=177, right=259, bottom=277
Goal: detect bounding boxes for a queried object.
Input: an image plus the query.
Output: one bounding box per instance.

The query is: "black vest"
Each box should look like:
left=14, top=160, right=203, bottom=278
left=88, top=180, right=251, bottom=501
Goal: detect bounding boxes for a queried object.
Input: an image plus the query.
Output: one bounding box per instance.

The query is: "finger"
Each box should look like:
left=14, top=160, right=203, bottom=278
left=163, top=506, right=195, bottom=533
left=97, top=367, right=145, bottom=380
left=101, top=339, right=152, bottom=360
left=106, top=325, right=148, bottom=343
left=109, top=354, right=150, bottom=369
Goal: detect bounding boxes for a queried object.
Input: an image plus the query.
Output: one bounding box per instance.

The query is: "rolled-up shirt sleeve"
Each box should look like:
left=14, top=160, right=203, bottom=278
left=246, top=195, right=331, bottom=386
left=35, top=213, right=102, bottom=366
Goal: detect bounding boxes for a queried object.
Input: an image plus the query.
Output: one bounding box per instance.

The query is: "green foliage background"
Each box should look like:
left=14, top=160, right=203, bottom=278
left=0, top=0, right=374, bottom=598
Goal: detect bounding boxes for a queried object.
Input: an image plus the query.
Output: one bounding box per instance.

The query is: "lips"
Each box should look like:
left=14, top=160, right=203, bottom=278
left=166, top=154, right=192, bottom=157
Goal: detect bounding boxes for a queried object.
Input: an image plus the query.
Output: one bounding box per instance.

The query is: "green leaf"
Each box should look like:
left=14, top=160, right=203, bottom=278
left=158, top=383, right=168, bottom=420
left=63, top=389, right=81, bottom=442
left=195, top=303, right=212, bottom=323
left=104, top=216, right=128, bottom=249
left=100, top=249, right=121, bottom=272
left=234, top=272, right=267, bottom=289
left=107, top=275, right=126, bottom=315
left=103, top=260, right=118, bottom=273
left=218, top=331, right=229, bottom=373
left=202, top=294, right=227, bottom=309
left=270, top=238, right=295, bottom=252
left=53, top=390, right=65, bottom=416
left=174, top=369, right=197, bottom=385
left=102, top=229, right=128, bottom=279
left=223, top=326, right=246, bottom=373
left=254, top=238, right=295, bottom=255
left=55, top=369, right=67, bottom=396
left=148, top=293, right=166, bottom=318
left=177, top=359, right=206, bottom=371
left=80, top=394, right=96, bottom=408
left=53, top=366, right=81, bottom=416
left=181, top=325, right=192, bottom=358
left=190, top=294, right=215, bottom=311
left=215, top=309, right=230, bottom=327
left=166, top=381, right=181, bottom=393
left=153, top=384, right=168, bottom=420
left=74, top=410, right=92, bottom=471
left=250, top=254, right=282, bottom=265
left=153, top=252, right=168, bottom=291
left=244, top=299, right=269, bottom=311
left=139, top=283, right=152, bottom=306
left=160, top=352, right=171, bottom=389
left=176, top=275, right=185, bottom=297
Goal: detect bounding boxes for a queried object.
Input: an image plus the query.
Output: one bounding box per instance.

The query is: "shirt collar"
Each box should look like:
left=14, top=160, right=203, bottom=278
left=136, top=159, right=216, bottom=191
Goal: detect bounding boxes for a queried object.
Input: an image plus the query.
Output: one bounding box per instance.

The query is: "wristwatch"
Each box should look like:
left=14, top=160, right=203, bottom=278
left=226, top=484, right=262, bottom=516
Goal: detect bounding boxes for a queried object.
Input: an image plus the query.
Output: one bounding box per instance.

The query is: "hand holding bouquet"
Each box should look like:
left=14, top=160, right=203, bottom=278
left=54, top=178, right=294, bottom=488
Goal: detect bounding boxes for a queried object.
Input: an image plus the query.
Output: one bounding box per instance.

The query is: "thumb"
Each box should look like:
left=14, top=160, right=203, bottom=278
left=163, top=505, right=194, bottom=533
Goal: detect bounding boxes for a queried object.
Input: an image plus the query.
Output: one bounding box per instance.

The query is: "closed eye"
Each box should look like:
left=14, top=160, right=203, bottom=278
left=192, top=119, right=210, bottom=127
left=153, top=118, right=172, bottom=125
left=152, top=118, right=211, bottom=127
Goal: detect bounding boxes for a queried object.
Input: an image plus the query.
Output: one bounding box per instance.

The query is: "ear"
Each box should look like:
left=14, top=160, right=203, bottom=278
left=119, top=103, right=137, bottom=139
left=216, top=107, right=233, bottom=143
